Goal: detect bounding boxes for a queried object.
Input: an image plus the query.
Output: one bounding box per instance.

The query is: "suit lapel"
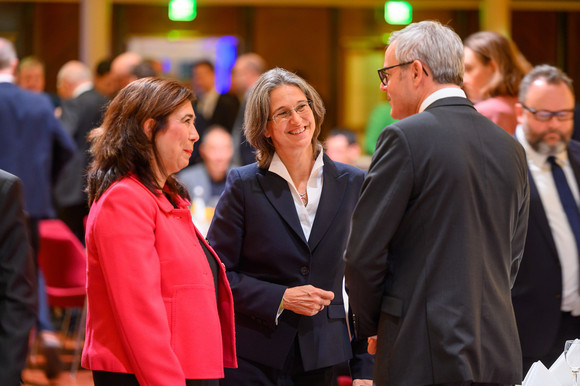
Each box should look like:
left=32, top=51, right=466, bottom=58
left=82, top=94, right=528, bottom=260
left=256, top=169, right=307, bottom=245
left=528, top=170, right=559, bottom=257
left=568, top=142, right=580, bottom=194
left=308, top=156, right=347, bottom=251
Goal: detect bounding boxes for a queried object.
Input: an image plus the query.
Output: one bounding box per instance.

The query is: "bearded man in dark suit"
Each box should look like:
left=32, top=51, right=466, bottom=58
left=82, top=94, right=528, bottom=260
left=345, top=21, right=530, bottom=386
left=511, top=65, right=580, bottom=374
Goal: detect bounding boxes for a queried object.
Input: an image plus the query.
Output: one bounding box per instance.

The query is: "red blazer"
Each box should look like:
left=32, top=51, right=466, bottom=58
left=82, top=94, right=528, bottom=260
left=81, top=174, right=236, bottom=385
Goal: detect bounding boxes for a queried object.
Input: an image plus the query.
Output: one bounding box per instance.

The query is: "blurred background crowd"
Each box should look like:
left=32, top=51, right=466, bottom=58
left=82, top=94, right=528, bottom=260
left=1, top=0, right=580, bottom=384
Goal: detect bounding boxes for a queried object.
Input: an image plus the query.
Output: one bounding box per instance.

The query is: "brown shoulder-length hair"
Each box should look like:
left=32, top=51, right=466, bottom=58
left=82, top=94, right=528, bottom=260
left=243, top=67, right=326, bottom=169
left=86, top=77, right=194, bottom=206
left=464, top=31, right=532, bottom=99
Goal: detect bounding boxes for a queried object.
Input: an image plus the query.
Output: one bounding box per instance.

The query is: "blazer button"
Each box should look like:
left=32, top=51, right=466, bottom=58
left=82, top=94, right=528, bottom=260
left=300, top=266, right=309, bottom=276
left=556, top=294, right=562, bottom=299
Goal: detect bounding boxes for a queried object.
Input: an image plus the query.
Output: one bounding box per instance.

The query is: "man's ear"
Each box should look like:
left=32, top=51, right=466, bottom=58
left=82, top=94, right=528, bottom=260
left=412, top=61, right=425, bottom=86
left=143, top=118, right=155, bottom=140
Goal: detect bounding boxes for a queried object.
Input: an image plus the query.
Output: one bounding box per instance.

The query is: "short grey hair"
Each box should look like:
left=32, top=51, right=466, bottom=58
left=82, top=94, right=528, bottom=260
left=518, top=64, right=575, bottom=103
left=389, top=20, right=464, bottom=86
left=57, top=60, right=92, bottom=88
left=244, top=67, right=326, bottom=168
left=0, top=38, right=17, bottom=71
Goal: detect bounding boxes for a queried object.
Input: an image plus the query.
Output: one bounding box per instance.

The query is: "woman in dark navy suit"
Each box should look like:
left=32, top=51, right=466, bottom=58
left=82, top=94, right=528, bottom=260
left=207, top=68, right=373, bottom=386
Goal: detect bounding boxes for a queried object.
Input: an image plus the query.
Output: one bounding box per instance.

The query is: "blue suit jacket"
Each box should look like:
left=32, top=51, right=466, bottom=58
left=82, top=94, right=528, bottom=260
left=207, top=153, right=372, bottom=377
left=512, top=139, right=580, bottom=360
left=0, top=83, right=75, bottom=218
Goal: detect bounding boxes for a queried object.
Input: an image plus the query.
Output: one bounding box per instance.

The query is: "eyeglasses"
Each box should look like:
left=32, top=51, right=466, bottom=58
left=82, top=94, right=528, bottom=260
left=268, top=100, right=312, bottom=124
left=521, top=104, right=574, bottom=122
left=377, top=60, right=429, bottom=86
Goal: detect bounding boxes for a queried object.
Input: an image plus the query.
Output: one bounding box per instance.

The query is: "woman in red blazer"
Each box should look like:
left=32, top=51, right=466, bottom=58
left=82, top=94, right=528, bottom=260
left=82, top=77, right=236, bottom=386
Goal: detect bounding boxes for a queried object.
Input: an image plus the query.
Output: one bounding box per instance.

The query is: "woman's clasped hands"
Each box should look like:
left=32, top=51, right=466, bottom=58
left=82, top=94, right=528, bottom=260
left=282, top=285, right=334, bottom=316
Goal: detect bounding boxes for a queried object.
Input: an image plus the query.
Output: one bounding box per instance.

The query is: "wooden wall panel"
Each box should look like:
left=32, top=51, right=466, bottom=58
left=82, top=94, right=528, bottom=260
left=252, top=7, right=334, bottom=130
left=512, top=12, right=558, bottom=67
left=35, top=3, right=79, bottom=92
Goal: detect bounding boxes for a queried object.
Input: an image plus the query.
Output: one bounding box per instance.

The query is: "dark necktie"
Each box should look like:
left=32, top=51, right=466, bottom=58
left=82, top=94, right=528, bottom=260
left=548, top=156, right=580, bottom=256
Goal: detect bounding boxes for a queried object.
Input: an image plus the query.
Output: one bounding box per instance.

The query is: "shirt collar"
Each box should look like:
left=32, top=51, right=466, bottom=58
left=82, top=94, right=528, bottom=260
left=0, top=74, right=15, bottom=83
left=419, top=87, right=467, bottom=113
left=268, top=145, right=325, bottom=185
left=73, top=81, right=93, bottom=98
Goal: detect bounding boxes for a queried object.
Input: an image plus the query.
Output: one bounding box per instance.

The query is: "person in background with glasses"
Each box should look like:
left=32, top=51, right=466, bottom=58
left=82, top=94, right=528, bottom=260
left=345, top=20, right=530, bottom=386
left=463, top=31, right=532, bottom=135
left=207, top=67, right=373, bottom=385
left=511, top=65, right=579, bottom=375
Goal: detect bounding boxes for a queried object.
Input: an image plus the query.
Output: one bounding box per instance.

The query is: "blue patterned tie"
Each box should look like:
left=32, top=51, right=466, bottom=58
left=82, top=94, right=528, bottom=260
left=548, top=156, right=580, bottom=256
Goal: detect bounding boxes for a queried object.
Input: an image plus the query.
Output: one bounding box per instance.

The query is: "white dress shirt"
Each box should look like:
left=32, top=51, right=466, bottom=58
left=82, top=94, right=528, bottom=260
left=197, top=88, right=219, bottom=120
left=268, top=147, right=324, bottom=241
left=516, top=125, right=580, bottom=314
left=269, top=147, right=324, bottom=323
left=419, top=87, right=467, bottom=113
left=0, top=74, right=15, bottom=83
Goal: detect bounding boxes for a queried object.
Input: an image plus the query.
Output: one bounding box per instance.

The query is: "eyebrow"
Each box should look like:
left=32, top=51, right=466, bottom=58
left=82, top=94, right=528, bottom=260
left=271, top=99, right=308, bottom=114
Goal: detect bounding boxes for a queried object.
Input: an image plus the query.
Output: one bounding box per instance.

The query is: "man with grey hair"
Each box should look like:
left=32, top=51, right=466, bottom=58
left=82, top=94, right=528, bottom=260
left=511, top=65, right=578, bottom=374
left=345, top=21, right=529, bottom=385
left=54, top=60, right=108, bottom=243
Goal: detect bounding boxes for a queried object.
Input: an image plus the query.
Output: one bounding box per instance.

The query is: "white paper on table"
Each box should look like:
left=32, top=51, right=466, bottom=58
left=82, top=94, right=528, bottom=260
left=522, top=360, right=563, bottom=386
left=550, top=339, right=580, bottom=386
left=550, top=352, right=572, bottom=386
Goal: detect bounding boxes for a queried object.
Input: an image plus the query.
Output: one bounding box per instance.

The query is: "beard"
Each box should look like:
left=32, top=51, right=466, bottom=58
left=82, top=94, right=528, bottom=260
left=527, top=130, right=570, bottom=156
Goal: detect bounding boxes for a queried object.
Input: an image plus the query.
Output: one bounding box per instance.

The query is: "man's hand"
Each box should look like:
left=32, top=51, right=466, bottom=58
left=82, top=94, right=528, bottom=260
left=353, top=380, right=373, bottom=386
left=367, top=336, right=377, bottom=355
left=282, top=285, right=334, bottom=316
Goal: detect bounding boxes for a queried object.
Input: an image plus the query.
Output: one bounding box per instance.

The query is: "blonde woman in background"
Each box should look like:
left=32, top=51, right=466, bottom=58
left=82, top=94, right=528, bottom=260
left=463, top=31, right=532, bottom=134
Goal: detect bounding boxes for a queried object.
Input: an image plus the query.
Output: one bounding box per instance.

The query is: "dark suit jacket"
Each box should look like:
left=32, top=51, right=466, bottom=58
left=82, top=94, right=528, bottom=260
left=512, top=139, right=580, bottom=360
left=0, top=82, right=75, bottom=218
left=194, top=92, right=239, bottom=133
left=207, top=154, right=373, bottom=378
left=232, top=97, right=257, bottom=166
left=0, top=170, right=37, bottom=386
left=345, top=97, right=530, bottom=385
left=54, top=88, right=108, bottom=208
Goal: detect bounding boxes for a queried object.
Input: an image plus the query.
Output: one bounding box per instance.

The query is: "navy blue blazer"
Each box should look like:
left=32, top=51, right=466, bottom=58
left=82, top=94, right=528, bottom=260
left=512, top=139, right=580, bottom=360
left=207, top=153, right=371, bottom=377
left=0, top=83, right=75, bottom=218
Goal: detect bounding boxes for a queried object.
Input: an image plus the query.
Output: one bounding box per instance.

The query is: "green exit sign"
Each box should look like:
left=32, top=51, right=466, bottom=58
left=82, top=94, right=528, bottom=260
left=169, top=0, right=197, bottom=21
left=384, top=1, right=412, bottom=25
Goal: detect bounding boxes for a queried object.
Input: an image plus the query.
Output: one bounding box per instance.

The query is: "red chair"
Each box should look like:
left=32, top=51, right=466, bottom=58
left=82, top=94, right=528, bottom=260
left=337, top=375, right=353, bottom=386
left=37, top=219, right=87, bottom=377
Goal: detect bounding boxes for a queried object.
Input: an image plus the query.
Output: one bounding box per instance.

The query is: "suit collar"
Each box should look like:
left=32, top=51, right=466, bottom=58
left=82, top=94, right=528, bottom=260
left=523, top=140, right=580, bottom=260
left=527, top=170, right=559, bottom=257
left=257, top=168, right=306, bottom=244
left=567, top=140, right=580, bottom=198
left=307, top=154, right=348, bottom=251
left=126, top=173, right=189, bottom=213
left=256, top=153, right=348, bottom=249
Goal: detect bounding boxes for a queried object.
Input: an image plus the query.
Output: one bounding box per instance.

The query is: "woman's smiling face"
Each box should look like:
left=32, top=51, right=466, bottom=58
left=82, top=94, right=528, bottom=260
left=265, top=84, right=314, bottom=153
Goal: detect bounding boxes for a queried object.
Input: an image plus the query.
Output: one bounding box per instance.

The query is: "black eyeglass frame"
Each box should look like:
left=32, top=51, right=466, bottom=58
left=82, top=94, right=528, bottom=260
left=521, top=103, right=574, bottom=122
left=377, top=60, right=429, bottom=86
